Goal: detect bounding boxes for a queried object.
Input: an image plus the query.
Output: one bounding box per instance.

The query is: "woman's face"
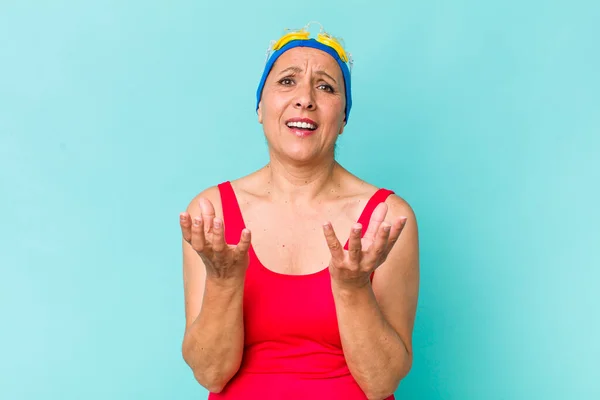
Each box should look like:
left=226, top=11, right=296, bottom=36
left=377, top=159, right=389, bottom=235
left=257, top=47, right=346, bottom=164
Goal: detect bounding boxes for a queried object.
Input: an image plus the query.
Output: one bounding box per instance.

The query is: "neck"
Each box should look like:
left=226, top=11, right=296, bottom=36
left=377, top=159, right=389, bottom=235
left=262, top=152, right=341, bottom=203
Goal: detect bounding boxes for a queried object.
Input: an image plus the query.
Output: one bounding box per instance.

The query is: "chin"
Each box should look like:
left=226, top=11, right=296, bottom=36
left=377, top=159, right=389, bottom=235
left=280, top=146, right=322, bottom=164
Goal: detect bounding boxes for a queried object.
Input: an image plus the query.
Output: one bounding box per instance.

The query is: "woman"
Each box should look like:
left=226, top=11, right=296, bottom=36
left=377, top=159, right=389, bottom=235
left=179, top=23, right=420, bottom=400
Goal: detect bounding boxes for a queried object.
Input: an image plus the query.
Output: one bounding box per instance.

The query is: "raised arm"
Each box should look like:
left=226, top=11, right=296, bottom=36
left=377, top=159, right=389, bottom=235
left=323, top=195, right=420, bottom=399
left=180, top=188, right=252, bottom=393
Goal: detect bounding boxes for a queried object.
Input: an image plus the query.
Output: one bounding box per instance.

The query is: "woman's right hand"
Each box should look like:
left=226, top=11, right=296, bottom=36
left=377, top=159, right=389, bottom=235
left=180, top=197, right=252, bottom=282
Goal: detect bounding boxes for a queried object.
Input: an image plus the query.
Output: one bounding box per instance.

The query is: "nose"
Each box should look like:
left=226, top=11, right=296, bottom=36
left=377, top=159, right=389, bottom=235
left=293, top=81, right=315, bottom=111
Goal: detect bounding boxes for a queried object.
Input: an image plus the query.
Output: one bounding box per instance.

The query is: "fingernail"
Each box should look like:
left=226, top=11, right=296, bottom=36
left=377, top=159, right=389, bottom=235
left=214, top=219, right=222, bottom=228
left=193, top=217, right=200, bottom=226
left=383, top=223, right=391, bottom=232
left=401, top=217, right=408, bottom=225
left=353, top=223, right=362, bottom=233
left=180, top=214, right=185, bottom=221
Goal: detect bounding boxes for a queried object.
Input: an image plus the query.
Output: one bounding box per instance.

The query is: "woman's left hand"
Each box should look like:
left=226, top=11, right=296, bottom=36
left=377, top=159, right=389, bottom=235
left=323, top=203, right=408, bottom=290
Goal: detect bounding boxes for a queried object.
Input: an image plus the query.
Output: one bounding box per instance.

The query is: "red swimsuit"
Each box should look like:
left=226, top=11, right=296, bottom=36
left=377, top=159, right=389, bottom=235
left=208, top=181, right=396, bottom=400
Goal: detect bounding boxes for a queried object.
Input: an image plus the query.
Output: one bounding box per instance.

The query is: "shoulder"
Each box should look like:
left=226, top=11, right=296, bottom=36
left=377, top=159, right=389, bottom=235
left=339, top=168, right=417, bottom=227
left=372, top=188, right=419, bottom=290
left=335, top=164, right=413, bottom=214
left=183, top=166, right=265, bottom=217
left=384, top=192, right=418, bottom=228
left=184, top=183, right=225, bottom=219
left=343, top=169, right=417, bottom=224
left=378, top=189, right=419, bottom=261
left=350, top=177, right=419, bottom=274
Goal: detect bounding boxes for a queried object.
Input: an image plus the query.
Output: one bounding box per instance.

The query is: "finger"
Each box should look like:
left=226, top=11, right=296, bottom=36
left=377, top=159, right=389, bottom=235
left=348, top=223, right=362, bottom=266
left=322, top=222, right=344, bottom=263
left=363, top=202, right=388, bottom=242
left=190, top=216, right=206, bottom=252
left=211, top=217, right=226, bottom=257
left=180, top=212, right=192, bottom=243
left=199, top=197, right=216, bottom=234
left=234, top=228, right=252, bottom=258
left=365, top=221, right=391, bottom=266
left=385, top=217, right=408, bottom=254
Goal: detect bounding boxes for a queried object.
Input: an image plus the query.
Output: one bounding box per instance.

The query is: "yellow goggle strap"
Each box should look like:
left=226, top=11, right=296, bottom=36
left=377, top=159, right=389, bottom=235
left=271, top=30, right=310, bottom=51
left=270, top=29, right=349, bottom=64
left=316, top=33, right=348, bottom=63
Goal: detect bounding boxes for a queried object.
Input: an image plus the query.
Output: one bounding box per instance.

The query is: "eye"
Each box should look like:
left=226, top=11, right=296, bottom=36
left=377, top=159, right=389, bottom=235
left=279, top=78, right=294, bottom=86
left=318, top=84, right=334, bottom=93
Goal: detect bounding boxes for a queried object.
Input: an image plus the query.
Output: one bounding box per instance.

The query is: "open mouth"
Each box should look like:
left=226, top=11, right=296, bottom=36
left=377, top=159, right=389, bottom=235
left=286, top=120, right=318, bottom=131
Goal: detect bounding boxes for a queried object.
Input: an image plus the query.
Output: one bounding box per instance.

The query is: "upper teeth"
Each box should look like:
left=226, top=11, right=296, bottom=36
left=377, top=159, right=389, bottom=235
left=287, top=121, right=316, bottom=129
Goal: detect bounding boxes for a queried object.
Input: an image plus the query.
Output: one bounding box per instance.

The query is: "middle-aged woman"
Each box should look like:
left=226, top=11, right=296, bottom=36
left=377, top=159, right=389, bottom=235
left=179, top=22, right=420, bottom=400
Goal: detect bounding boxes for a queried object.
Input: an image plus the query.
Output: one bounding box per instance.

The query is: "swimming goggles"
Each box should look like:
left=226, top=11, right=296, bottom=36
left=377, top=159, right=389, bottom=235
left=264, top=22, right=354, bottom=72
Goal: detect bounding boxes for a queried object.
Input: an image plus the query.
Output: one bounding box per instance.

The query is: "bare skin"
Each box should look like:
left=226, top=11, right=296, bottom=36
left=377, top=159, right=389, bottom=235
left=180, top=46, right=420, bottom=398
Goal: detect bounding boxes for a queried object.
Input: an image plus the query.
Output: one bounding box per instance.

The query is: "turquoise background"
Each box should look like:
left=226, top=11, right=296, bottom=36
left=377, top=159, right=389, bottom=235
left=1, top=0, right=598, bottom=399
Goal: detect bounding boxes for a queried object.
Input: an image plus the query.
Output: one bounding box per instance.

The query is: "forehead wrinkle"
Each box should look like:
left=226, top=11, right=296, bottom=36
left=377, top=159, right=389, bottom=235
left=274, top=63, right=341, bottom=86
left=274, top=48, right=342, bottom=78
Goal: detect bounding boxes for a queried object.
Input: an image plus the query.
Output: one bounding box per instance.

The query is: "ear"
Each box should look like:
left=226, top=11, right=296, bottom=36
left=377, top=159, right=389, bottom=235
left=338, top=120, right=346, bottom=135
left=257, top=101, right=263, bottom=124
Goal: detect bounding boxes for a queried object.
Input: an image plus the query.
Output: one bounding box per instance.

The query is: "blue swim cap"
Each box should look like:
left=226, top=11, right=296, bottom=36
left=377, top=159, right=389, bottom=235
left=255, top=38, right=352, bottom=122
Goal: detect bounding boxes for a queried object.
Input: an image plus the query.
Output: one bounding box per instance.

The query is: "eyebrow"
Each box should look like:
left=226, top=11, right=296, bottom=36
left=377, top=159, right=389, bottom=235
left=278, top=66, right=302, bottom=76
left=315, top=70, right=337, bottom=84
left=277, top=66, right=338, bottom=84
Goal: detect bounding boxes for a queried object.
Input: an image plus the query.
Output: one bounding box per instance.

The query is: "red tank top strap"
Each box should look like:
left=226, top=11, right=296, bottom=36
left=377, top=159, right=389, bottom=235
left=217, top=181, right=246, bottom=245
left=344, top=188, right=395, bottom=250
